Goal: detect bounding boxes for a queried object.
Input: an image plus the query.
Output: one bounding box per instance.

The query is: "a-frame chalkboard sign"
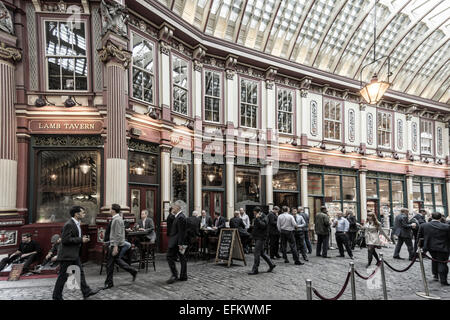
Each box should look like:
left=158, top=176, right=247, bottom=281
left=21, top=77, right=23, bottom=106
left=215, top=228, right=246, bottom=267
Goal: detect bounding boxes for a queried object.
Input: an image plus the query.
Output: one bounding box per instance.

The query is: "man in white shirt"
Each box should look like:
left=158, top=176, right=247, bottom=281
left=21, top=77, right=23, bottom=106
left=332, top=211, right=354, bottom=259
left=277, top=206, right=303, bottom=265
left=239, top=208, right=250, bottom=231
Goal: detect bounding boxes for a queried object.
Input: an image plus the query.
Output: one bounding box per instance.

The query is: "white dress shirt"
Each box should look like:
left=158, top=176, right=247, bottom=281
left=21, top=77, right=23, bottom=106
left=72, top=217, right=81, bottom=237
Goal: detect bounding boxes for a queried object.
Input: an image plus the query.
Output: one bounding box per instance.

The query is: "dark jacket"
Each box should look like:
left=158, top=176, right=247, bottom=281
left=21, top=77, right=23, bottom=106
left=410, top=214, right=427, bottom=236
left=299, top=212, right=309, bottom=232
left=267, top=211, right=279, bottom=235
left=213, top=216, right=226, bottom=230
left=229, top=217, right=249, bottom=237
left=166, top=213, right=176, bottom=236
left=168, top=212, right=187, bottom=248
left=394, top=213, right=414, bottom=239
left=252, top=215, right=269, bottom=240
left=18, top=240, right=41, bottom=255
left=200, top=215, right=213, bottom=228
left=137, top=218, right=156, bottom=242
left=58, top=219, right=83, bottom=261
left=347, top=215, right=358, bottom=233
left=186, top=216, right=201, bottom=240
left=418, top=221, right=450, bottom=253
left=315, top=212, right=331, bottom=235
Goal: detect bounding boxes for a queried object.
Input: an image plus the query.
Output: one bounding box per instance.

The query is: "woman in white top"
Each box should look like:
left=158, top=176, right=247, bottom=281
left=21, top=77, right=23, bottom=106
left=362, top=212, right=390, bottom=268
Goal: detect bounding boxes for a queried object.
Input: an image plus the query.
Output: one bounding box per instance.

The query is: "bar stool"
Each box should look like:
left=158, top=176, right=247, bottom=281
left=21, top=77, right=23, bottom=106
left=139, top=242, right=156, bottom=272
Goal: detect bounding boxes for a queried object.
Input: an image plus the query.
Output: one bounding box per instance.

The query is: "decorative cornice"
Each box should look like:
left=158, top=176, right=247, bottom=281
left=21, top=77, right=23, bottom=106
left=158, top=22, right=174, bottom=56
left=100, top=0, right=129, bottom=38
left=0, top=42, right=21, bottom=63
left=193, top=44, right=206, bottom=72
left=225, top=69, right=235, bottom=80
left=359, top=102, right=366, bottom=112
left=98, top=40, right=131, bottom=68
left=0, top=1, right=14, bottom=35
left=225, top=54, right=238, bottom=71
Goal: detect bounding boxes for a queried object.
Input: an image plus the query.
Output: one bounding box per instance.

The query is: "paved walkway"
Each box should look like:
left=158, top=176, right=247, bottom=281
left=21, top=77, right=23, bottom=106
left=0, top=244, right=449, bottom=300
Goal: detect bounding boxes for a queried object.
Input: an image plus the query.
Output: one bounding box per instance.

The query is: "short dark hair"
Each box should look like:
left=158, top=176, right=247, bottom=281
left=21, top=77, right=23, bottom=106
left=22, top=233, right=32, bottom=238
left=111, top=203, right=121, bottom=213
left=70, top=206, right=84, bottom=217
left=253, top=206, right=261, bottom=213
left=419, top=209, right=427, bottom=214
left=214, top=212, right=220, bottom=217
left=432, top=212, right=442, bottom=220
left=273, top=206, right=280, bottom=211
left=282, top=206, right=289, bottom=213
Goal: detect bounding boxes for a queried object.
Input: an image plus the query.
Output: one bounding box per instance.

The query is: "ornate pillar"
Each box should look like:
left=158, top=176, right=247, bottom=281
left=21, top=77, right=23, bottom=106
left=359, top=168, right=367, bottom=222
left=300, top=164, right=308, bottom=208
left=265, top=160, right=273, bottom=208
left=0, top=31, right=21, bottom=215
left=406, top=169, right=414, bottom=213
left=446, top=173, right=450, bottom=216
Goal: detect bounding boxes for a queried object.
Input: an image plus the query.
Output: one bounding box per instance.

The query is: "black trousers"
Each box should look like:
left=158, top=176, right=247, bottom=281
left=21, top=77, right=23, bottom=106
left=252, top=239, right=274, bottom=272
left=167, top=245, right=187, bottom=279
left=105, top=247, right=137, bottom=286
left=52, top=258, right=91, bottom=300
left=367, top=245, right=380, bottom=265
left=429, top=250, right=449, bottom=284
left=269, top=233, right=280, bottom=258
left=393, top=236, right=414, bottom=260
left=294, top=231, right=308, bottom=258
left=280, top=230, right=299, bottom=262
left=316, top=233, right=329, bottom=257
left=348, top=231, right=357, bottom=250
left=335, top=232, right=353, bottom=257
left=0, top=253, right=37, bottom=273
left=303, top=230, right=312, bottom=253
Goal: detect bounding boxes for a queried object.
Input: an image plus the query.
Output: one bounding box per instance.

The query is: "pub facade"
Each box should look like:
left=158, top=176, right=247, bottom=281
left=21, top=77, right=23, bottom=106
left=0, top=0, right=449, bottom=260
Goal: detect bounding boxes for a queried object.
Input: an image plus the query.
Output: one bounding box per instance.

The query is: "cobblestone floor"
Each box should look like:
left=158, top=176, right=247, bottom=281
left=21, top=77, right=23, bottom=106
left=0, top=244, right=449, bottom=300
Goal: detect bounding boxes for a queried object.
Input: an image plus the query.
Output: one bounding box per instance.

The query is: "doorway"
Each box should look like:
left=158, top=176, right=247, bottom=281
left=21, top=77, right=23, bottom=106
left=202, top=191, right=223, bottom=217
left=308, top=196, right=324, bottom=242
left=129, top=185, right=158, bottom=225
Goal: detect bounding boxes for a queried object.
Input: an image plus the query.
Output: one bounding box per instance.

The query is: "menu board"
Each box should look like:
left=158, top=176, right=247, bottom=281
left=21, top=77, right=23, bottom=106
left=7, top=264, right=24, bottom=281
left=215, top=228, right=246, bottom=267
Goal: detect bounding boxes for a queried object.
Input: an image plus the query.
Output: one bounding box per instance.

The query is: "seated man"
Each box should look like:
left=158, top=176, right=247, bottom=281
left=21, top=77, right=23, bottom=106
left=230, top=210, right=251, bottom=253
left=0, top=233, right=41, bottom=274
left=212, top=212, right=226, bottom=236
left=37, top=234, right=61, bottom=271
left=136, top=209, right=157, bottom=244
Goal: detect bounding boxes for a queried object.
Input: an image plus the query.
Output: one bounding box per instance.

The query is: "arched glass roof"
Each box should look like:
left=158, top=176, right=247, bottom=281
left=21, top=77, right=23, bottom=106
left=159, top=0, right=450, bottom=104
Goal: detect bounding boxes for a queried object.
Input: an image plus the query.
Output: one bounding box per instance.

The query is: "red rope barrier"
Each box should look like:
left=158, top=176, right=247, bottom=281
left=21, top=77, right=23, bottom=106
left=312, top=271, right=351, bottom=300
left=423, top=253, right=450, bottom=264
left=383, top=256, right=417, bottom=272
left=354, top=262, right=381, bottom=280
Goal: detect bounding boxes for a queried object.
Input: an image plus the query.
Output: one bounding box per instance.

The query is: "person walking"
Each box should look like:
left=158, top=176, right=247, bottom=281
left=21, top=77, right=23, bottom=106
left=166, top=204, right=188, bottom=284
left=410, top=209, right=427, bottom=257
left=248, top=207, right=276, bottom=275
left=332, top=211, right=354, bottom=259
left=362, top=212, right=390, bottom=268
left=298, top=207, right=312, bottom=254
left=52, top=206, right=100, bottom=300
left=267, top=206, right=281, bottom=259
left=393, top=208, right=417, bottom=261
left=346, top=210, right=358, bottom=250
left=104, top=204, right=138, bottom=289
left=418, top=212, right=450, bottom=286
left=315, top=206, right=331, bottom=258
left=277, top=206, right=303, bottom=265
left=293, top=208, right=308, bottom=261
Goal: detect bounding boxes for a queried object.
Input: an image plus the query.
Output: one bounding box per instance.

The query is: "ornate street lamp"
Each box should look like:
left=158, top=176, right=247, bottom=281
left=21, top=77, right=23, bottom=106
left=359, top=0, right=392, bottom=105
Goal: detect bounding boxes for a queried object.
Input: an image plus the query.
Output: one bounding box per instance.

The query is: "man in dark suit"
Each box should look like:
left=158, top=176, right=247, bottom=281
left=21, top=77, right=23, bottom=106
left=411, top=209, right=427, bottom=256
left=230, top=210, right=251, bottom=253
left=248, top=206, right=275, bottom=275
left=393, top=208, right=417, bottom=260
left=212, top=211, right=226, bottom=236
left=200, top=210, right=213, bottom=229
left=52, top=206, right=99, bottom=300
left=166, top=204, right=188, bottom=284
left=137, top=209, right=156, bottom=243
left=267, top=206, right=281, bottom=259
left=418, top=212, right=450, bottom=285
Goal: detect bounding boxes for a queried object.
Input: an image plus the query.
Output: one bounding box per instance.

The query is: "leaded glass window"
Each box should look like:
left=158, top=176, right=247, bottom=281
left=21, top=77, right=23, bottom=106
left=324, top=99, right=342, bottom=141
left=204, top=70, right=221, bottom=122
left=277, top=89, right=293, bottom=134
left=240, top=79, right=258, bottom=128
left=173, top=56, right=189, bottom=115
left=420, top=120, right=433, bottom=155
left=132, top=33, right=154, bottom=104
left=377, top=111, right=392, bottom=148
left=45, top=20, right=87, bottom=90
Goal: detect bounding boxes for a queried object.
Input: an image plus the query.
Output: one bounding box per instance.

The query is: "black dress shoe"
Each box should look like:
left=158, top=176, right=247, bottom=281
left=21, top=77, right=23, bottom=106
left=433, top=275, right=439, bottom=281
left=295, top=261, right=304, bottom=265
left=248, top=271, right=259, bottom=275
left=267, top=264, right=276, bottom=273
left=303, top=257, right=309, bottom=262
left=284, top=259, right=290, bottom=263
left=322, top=255, right=331, bottom=258
left=103, top=284, right=114, bottom=290
left=179, top=276, right=188, bottom=281
left=393, top=256, right=404, bottom=260
left=441, top=282, right=449, bottom=286
left=275, top=255, right=281, bottom=259
left=83, top=288, right=101, bottom=299
left=336, top=255, right=345, bottom=258
left=166, top=276, right=178, bottom=284
left=132, top=271, right=137, bottom=282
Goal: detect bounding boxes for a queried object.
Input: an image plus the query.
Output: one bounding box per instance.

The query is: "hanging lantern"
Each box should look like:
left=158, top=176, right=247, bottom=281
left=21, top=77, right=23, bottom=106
left=359, top=74, right=390, bottom=105
left=80, top=159, right=92, bottom=174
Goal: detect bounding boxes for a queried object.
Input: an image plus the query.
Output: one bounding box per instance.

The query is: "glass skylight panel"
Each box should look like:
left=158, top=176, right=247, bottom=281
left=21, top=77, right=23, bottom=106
left=416, top=41, right=449, bottom=78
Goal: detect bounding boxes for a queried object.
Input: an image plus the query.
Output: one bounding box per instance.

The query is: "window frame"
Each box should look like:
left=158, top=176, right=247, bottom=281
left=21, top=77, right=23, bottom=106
left=130, top=30, right=157, bottom=106
left=171, top=52, right=191, bottom=117
left=276, top=85, right=296, bottom=135
left=420, top=118, right=434, bottom=156
left=376, top=109, right=394, bottom=150
left=238, top=76, right=260, bottom=129
left=41, top=16, right=91, bottom=93
left=322, top=97, right=344, bottom=142
left=203, top=68, right=223, bottom=124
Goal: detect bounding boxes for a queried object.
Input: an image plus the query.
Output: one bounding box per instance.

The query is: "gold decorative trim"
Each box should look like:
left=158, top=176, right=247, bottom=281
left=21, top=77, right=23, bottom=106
left=98, top=40, right=131, bottom=68
left=0, top=42, right=21, bottom=63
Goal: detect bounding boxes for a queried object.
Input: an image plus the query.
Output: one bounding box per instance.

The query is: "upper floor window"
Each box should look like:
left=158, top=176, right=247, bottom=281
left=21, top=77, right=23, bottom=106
left=172, top=56, right=189, bottom=115
left=377, top=111, right=392, bottom=148
left=324, top=99, right=342, bottom=141
left=45, top=21, right=87, bottom=91
left=420, top=120, right=433, bottom=155
left=240, top=79, right=258, bottom=128
left=132, top=33, right=154, bottom=104
left=277, top=89, right=293, bottom=134
left=204, top=70, right=221, bottom=123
